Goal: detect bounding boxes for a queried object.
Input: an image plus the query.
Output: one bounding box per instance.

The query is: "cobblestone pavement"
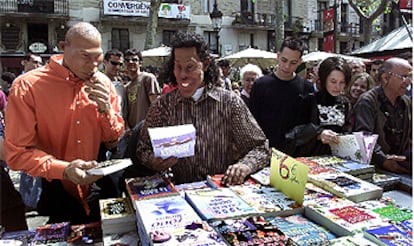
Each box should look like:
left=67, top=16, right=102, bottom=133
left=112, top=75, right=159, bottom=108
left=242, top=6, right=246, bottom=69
left=8, top=169, right=49, bottom=230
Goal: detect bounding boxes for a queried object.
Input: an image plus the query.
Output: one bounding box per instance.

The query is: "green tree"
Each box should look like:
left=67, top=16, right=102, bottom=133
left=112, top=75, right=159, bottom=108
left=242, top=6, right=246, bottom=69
left=348, top=0, right=392, bottom=44
left=144, top=0, right=161, bottom=50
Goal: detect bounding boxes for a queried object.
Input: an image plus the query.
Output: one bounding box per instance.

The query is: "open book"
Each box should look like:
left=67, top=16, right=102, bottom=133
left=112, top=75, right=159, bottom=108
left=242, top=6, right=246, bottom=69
left=329, top=132, right=378, bottom=164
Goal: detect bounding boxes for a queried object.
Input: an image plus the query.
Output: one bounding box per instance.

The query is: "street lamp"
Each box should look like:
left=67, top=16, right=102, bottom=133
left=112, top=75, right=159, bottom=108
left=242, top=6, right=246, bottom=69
left=209, top=0, right=223, bottom=55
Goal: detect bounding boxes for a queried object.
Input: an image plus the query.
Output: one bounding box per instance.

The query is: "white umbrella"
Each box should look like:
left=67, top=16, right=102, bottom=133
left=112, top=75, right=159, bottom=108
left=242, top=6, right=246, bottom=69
left=220, top=47, right=278, bottom=68
left=141, top=46, right=171, bottom=67
left=302, top=51, right=371, bottom=64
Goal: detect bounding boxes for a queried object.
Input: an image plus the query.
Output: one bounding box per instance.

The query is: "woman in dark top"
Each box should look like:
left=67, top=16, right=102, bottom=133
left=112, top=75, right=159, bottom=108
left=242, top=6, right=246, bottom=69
left=305, top=56, right=352, bottom=156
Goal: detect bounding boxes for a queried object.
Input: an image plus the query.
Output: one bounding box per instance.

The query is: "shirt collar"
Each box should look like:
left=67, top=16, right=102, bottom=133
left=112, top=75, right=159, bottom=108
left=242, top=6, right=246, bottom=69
left=175, top=84, right=221, bottom=103
left=49, top=54, right=83, bottom=83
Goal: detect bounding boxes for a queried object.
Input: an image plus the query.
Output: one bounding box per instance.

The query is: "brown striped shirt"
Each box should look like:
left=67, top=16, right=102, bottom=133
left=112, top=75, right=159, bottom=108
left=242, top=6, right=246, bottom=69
left=137, top=84, right=270, bottom=184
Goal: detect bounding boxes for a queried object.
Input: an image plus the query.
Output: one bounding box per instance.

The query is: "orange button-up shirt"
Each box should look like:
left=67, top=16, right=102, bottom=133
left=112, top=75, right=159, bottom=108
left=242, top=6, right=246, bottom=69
left=4, top=54, right=124, bottom=209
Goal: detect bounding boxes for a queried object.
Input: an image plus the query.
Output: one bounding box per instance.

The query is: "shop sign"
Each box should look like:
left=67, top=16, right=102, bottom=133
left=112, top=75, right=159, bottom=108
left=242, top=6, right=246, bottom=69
left=29, top=42, right=47, bottom=53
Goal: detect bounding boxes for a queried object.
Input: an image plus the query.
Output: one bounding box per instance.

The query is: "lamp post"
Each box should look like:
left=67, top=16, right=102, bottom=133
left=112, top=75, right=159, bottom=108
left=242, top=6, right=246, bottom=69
left=209, top=0, right=223, bottom=55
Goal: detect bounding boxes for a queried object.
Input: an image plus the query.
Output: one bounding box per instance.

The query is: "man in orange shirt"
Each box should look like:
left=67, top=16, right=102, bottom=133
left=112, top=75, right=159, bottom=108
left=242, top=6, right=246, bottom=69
left=4, top=22, right=124, bottom=224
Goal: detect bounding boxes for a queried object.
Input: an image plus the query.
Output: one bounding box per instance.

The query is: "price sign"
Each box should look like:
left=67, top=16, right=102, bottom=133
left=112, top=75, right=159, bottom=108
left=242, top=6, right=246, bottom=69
left=269, top=148, right=309, bottom=205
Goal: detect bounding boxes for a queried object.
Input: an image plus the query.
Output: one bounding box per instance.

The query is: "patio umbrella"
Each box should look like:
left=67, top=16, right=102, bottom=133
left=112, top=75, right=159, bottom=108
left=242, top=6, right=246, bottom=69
left=302, top=51, right=371, bottom=64
left=141, top=46, right=171, bottom=67
left=219, top=47, right=278, bottom=68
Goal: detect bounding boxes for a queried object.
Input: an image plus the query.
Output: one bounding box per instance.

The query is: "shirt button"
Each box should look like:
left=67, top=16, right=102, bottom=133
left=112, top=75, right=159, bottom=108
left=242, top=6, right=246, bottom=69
left=76, top=101, right=80, bottom=105
left=66, top=77, right=70, bottom=80
left=77, top=140, right=81, bottom=144
left=76, top=120, right=80, bottom=125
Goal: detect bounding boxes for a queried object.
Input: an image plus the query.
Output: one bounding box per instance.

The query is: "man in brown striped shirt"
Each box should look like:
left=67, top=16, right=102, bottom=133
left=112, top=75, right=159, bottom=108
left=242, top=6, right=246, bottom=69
left=137, top=32, right=270, bottom=185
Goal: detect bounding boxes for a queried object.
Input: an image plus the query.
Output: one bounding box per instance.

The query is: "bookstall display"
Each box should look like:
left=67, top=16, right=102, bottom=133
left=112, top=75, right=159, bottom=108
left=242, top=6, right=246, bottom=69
left=0, top=150, right=412, bottom=245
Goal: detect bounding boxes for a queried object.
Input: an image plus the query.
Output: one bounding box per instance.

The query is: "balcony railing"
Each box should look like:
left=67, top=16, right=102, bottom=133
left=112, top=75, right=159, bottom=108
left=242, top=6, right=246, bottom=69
left=0, top=0, right=69, bottom=15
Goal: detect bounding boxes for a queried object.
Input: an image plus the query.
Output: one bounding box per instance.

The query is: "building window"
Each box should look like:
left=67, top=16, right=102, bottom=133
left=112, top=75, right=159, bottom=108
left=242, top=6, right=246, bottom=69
left=1, top=24, right=20, bottom=51
left=111, top=28, right=129, bottom=52
left=162, top=30, right=176, bottom=46
left=204, top=31, right=218, bottom=54
left=340, top=3, right=348, bottom=33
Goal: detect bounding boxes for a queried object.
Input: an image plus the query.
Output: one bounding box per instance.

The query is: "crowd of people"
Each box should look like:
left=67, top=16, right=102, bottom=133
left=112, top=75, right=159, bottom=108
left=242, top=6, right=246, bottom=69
left=0, top=22, right=412, bottom=233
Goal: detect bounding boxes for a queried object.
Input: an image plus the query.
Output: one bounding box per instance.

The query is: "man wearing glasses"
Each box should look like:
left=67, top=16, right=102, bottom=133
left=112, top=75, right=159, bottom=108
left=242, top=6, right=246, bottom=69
left=124, top=48, right=160, bottom=130
left=354, top=57, right=412, bottom=175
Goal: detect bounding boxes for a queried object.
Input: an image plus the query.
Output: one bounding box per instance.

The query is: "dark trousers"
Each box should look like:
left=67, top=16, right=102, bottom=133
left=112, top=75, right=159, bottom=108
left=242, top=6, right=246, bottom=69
left=36, top=178, right=113, bottom=225
left=0, top=167, right=28, bottom=232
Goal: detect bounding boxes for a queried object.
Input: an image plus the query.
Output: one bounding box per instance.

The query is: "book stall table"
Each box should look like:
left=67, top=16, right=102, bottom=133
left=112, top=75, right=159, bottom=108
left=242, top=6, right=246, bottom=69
left=0, top=155, right=412, bottom=245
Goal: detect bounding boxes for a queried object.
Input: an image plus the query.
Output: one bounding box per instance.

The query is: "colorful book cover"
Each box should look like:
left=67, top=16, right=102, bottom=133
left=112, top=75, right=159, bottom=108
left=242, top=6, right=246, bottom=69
left=329, top=132, right=378, bottom=164
left=269, top=148, right=309, bottom=205
left=267, top=214, right=336, bottom=245
left=32, top=222, right=70, bottom=245
left=303, top=183, right=336, bottom=206
left=184, top=188, right=256, bottom=220
left=364, top=222, right=413, bottom=246
left=148, top=124, right=196, bottom=159
left=134, top=195, right=205, bottom=245
left=125, top=175, right=179, bottom=202
left=305, top=202, right=388, bottom=236
left=209, top=215, right=294, bottom=246
left=309, top=171, right=383, bottom=202
left=372, top=205, right=413, bottom=222
left=175, top=180, right=210, bottom=197
left=307, top=155, right=347, bottom=166
left=99, top=197, right=135, bottom=223
left=295, top=157, right=337, bottom=175
left=229, top=184, right=302, bottom=214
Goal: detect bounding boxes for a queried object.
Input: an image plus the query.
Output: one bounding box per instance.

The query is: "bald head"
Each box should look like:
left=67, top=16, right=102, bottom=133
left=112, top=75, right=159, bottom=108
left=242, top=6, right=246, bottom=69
left=65, top=22, right=101, bottom=46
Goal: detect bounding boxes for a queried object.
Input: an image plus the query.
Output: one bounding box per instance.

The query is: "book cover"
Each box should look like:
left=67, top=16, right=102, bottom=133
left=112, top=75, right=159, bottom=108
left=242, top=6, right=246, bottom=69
left=372, top=205, right=413, bottom=222
left=329, top=234, right=378, bottom=245
left=125, top=175, right=179, bottom=202
left=267, top=214, right=337, bottom=245
left=229, top=184, right=302, bottom=214
left=269, top=149, right=309, bottom=205
left=364, top=222, right=413, bottom=246
left=184, top=188, right=256, bottom=220
left=305, top=202, right=387, bottom=236
left=303, top=183, right=336, bottom=206
left=99, top=197, right=135, bottom=223
left=148, top=124, right=196, bottom=159
left=175, top=180, right=210, bottom=197
left=134, top=195, right=207, bottom=245
left=86, top=158, right=133, bottom=176
left=207, top=174, right=256, bottom=188
left=307, top=155, right=347, bottom=166
left=209, top=215, right=294, bottom=245
left=249, top=167, right=270, bottom=185
left=32, top=222, right=70, bottom=245
left=309, top=171, right=383, bottom=202
left=329, top=132, right=378, bottom=164
left=295, top=157, right=337, bottom=175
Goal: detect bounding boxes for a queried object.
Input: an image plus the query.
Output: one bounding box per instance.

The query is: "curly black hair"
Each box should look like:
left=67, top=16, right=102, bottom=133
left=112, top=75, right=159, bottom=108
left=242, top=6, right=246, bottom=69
left=160, top=31, right=220, bottom=87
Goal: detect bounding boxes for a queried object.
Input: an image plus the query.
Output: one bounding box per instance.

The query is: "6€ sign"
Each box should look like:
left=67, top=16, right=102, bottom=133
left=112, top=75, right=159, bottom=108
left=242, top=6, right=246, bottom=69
left=269, top=148, right=309, bottom=205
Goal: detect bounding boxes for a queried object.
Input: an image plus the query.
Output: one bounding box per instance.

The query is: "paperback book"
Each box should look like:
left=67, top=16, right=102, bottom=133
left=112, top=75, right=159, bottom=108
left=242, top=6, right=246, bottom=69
left=134, top=195, right=226, bottom=245
left=308, top=171, right=383, bottom=202
left=86, top=158, right=133, bottom=176
left=229, top=184, right=302, bottom=214
left=185, top=188, right=256, bottom=220
left=305, top=203, right=388, bottom=236
left=125, top=175, right=179, bottom=203
left=148, top=124, right=196, bottom=159
left=267, top=214, right=337, bottom=245
left=209, top=215, right=295, bottom=245
left=364, top=221, right=413, bottom=246
left=329, top=234, right=378, bottom=246
left=329, top=132, right=378, bottom=164
left=99, top=197, right=136, bottom=235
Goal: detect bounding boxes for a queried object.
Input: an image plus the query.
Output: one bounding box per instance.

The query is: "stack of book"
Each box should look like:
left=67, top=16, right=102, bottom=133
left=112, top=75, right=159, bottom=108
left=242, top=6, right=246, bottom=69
left=308, top=171, right=383, bottom=202
left=209, top=215, right=294, bottom=245
left=229, top=184, right=302, bottom=214
left=364, top=220, right=413, bottom=246
left=184, top=187, right=257, bottom=221
left=134, top=194, right=226, bottom=245
left=99, top=197, right=136, bottom=235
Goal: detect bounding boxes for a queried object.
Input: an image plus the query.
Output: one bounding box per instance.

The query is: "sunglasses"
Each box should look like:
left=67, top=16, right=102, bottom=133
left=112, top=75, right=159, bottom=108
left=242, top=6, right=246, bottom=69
left=109, top=60, right=123, bottom=66
left=124, top=58, right=140, bottom=63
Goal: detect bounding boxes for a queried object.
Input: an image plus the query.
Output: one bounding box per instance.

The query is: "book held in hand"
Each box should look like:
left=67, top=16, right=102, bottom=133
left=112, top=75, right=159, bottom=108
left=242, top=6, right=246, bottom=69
left=148, top=124, right=196, bottom=159
left=329, top=132, right=378, bottom=164
left=86, top=158, right=133, bottom=176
